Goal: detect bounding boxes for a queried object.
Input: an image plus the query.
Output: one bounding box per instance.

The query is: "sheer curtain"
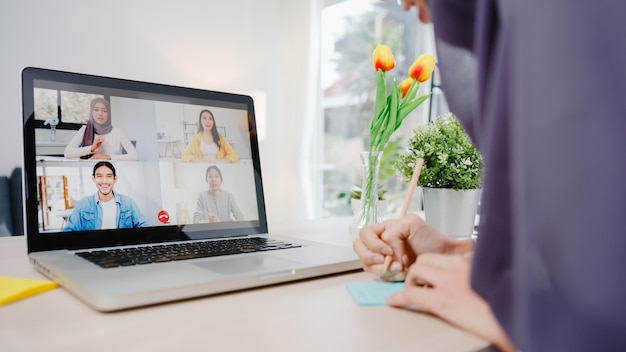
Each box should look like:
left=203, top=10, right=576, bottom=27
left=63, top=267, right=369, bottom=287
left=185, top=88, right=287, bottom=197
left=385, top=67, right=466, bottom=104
left=259, top=1, right=322, bottom=222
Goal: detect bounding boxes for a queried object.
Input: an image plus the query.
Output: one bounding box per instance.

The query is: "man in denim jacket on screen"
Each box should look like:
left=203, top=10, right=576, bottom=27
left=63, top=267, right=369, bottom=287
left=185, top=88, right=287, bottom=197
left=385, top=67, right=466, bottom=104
left=64, top=161, right=147, bottom=231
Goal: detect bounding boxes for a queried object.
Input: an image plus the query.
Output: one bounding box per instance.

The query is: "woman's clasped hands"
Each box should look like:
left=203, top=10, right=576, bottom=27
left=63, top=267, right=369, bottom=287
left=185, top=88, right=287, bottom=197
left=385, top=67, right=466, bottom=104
left=353, top=214, right=456, bottom=279
left=352, top=214, right=515, bottom=352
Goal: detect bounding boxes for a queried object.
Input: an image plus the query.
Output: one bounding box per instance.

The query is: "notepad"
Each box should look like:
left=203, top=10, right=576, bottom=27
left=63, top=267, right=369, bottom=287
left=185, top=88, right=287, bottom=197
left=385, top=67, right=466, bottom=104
left=0, top=276, right=58, bottom=306
left=346, top=282, right=405, bottom=306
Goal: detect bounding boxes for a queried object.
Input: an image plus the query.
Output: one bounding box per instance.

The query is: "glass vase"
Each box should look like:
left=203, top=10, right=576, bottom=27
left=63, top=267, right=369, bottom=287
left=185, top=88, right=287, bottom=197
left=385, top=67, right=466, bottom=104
left=348, top=151, right=384, bottom=241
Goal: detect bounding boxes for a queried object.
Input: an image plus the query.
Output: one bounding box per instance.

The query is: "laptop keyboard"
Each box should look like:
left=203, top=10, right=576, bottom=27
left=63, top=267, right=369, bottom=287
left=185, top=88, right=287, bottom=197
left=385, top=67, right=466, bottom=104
left=75, top=237, right=302, bottom=269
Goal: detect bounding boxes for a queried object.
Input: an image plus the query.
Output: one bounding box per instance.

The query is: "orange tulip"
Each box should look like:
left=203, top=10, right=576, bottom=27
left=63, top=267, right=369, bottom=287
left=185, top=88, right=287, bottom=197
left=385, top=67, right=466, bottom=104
left=372, top=44, right=396, bottom=72
left=408, top=54, right=435, bottom=82
left=399, top=77, right=413, bottom=98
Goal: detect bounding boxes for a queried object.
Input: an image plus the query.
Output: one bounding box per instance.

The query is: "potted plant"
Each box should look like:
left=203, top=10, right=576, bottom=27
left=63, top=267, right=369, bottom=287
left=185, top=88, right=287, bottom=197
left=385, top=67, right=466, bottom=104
left=338, top=136, right=404, bottom=216
left=339, top=183, right=388, bottom=216
left=394, top=113, right=483, bottom=239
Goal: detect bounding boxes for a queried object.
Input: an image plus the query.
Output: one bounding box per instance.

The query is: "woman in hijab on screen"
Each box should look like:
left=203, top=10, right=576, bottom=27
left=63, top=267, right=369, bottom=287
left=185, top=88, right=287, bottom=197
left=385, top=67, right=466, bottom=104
left=64, top=97, right=138, bottom=161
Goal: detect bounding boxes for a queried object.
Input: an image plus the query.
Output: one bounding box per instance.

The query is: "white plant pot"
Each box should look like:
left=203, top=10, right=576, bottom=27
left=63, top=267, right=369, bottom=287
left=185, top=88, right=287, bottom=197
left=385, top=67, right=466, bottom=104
left=422, top=187, right=480, bottom=240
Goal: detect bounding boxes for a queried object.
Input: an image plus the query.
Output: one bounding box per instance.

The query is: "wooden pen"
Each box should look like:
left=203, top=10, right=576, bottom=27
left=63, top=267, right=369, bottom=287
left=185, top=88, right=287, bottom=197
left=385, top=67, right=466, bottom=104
left=381, top=157, right=423, bottom=279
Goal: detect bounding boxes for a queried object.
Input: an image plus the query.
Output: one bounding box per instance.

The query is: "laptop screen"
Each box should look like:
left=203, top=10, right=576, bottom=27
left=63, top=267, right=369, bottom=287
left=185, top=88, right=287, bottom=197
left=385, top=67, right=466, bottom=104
left=22, top=67, right=267, bottom=252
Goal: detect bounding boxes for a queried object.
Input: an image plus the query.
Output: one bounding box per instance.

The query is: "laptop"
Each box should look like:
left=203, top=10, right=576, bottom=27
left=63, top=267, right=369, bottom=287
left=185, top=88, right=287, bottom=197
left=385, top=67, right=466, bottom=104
left=21, top=67, right=361, bottom=311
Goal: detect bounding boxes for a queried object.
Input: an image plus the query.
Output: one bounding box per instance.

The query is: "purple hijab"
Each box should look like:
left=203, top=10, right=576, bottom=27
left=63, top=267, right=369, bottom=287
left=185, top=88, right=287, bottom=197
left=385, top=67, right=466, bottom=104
left=80, top=97, right=113, bottom=147
left=429, top=0, right=626, bottom=349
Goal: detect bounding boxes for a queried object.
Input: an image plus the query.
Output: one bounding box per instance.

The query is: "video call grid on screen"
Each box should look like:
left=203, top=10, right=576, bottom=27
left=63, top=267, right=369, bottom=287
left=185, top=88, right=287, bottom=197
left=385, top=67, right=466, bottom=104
left=27, top=73, right=263, bottom=236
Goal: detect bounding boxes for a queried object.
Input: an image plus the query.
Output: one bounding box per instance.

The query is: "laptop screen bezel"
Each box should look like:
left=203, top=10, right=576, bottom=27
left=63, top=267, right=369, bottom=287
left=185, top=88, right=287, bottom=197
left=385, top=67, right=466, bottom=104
left=22, top=67, right=268, bottom=253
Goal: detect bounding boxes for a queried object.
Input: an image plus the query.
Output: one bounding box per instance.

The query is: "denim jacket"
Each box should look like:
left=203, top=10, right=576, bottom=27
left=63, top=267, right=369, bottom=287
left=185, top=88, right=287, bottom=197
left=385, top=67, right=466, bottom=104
left=63, top=193, right=148, bottom=231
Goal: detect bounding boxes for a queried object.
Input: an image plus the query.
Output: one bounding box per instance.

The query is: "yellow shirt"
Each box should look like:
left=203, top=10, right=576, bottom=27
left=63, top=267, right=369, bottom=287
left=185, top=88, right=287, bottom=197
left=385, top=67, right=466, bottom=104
left=181, top=133, right=239, bottom=163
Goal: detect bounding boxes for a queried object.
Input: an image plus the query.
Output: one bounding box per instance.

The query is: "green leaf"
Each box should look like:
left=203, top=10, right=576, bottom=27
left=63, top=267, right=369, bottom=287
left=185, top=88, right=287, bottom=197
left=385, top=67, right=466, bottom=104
left=374, top=70, right=387, bottom=120
left=369, top=103, right=389, bottom=147
left=399, top=80, right=420, bottom=107
left=371, top=108, right=389, bottom=150
left=388, top=80, right=399, bottom=129
left=382, top=81, right=399, bottom=146
left=397, top=93, right=431, bottom=127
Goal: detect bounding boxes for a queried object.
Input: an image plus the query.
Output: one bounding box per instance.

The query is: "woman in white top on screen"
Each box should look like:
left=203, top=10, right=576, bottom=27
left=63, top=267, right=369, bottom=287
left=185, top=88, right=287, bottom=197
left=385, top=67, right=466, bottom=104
left=64, top=97, right=138, bottom=161
left=181, top=109, right=238, bottom=163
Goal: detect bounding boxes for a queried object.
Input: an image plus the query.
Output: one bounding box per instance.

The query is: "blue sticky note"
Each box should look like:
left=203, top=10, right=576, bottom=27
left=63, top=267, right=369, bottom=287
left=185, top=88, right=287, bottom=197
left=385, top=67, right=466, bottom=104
left=346, top=282, right=405, bottom=306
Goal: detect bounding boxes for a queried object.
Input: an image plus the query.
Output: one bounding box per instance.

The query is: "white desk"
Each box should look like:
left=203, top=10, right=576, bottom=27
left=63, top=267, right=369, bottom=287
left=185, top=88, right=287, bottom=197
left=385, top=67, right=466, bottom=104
left=0, top=218, right=488, bottom=351
left=35, top=142, right=67, bottom=156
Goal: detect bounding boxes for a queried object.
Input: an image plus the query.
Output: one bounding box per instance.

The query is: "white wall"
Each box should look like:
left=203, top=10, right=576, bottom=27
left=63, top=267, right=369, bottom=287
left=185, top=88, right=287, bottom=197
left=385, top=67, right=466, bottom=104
left=0, top=0, right=318, bottom=223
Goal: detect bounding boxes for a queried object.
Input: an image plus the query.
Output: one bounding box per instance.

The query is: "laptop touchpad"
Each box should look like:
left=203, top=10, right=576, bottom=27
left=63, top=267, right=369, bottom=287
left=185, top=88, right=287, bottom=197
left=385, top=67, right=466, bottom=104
left=194, top=255, right=299, bottom=275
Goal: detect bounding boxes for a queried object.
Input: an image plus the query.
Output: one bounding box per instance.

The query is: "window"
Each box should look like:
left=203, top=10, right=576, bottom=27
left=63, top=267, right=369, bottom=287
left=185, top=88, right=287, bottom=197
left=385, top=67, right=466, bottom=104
left=60, top=91, right=104, bottom=123
left=36, top=165, right=87, bottom=231
left=319, top=0, right=437, bottom=218
left=33, top=88, right=104, bottom=128
left=33, top=88, right=58, bottom=121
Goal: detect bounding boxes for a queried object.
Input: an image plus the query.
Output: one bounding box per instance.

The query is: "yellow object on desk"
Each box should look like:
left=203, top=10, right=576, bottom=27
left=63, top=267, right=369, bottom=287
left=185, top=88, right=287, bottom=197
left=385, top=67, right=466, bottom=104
left=0, top=276, right=58, bottom=306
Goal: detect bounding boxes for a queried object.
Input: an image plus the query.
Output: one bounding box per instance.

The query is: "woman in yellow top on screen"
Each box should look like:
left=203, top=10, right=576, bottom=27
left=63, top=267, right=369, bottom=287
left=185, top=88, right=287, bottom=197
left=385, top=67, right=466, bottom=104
left=181, top=109, right=238, bottom=163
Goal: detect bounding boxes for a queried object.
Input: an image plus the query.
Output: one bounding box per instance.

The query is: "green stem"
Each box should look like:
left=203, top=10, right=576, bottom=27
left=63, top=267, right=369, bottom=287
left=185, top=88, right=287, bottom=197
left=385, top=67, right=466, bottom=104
left=361, top=150, right=381, bottom=224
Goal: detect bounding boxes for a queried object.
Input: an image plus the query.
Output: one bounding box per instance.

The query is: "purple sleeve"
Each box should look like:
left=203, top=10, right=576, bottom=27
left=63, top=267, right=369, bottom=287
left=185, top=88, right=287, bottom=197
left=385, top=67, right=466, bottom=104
left=430, top=0, right=626, bottom=350
left=428, top=0, right=476, bottom=50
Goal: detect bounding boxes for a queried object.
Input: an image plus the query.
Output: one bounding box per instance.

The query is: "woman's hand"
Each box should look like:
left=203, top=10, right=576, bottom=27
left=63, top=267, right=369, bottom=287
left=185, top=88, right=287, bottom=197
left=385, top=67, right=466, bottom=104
left=90, top=136, right=104, bottom=152
left=387, top=253, right=516, bottom=352
left=398, top=0, right=431, bottom=23
left=90, top=153, right=111, bottom=160
left=200, top=156, right=232, bottom=163
left=353, top=219, right=399, bottom=276
left=353, top=214, right=456, bottom=280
